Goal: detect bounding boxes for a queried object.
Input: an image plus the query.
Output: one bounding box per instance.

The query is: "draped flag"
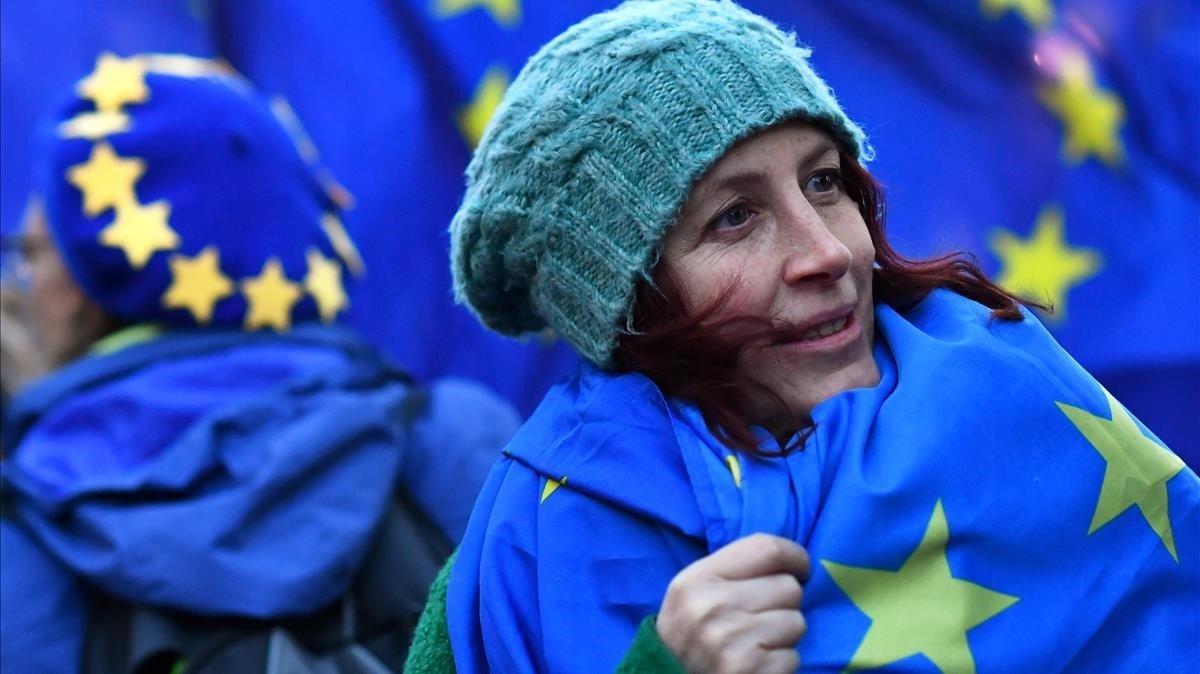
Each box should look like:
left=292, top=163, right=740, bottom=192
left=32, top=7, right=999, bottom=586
left=2, top=0, right=1195, bottom=466
left=448, top=290, right=1199, bottom=672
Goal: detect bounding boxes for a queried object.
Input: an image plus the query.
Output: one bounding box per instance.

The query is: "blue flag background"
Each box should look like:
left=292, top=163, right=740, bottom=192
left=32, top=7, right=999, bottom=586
left=2, top=0, right=1196, bottom=466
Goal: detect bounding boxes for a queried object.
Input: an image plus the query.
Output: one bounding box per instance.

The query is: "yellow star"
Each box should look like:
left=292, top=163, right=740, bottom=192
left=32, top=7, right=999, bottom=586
left=162, top=246, right=234, bottom=324
left=304, top=248, right=349, bottom=322
left=990, top=204, right=1101, bottom=321
left=980, top=0, right=1053, bottom=29
left=823, top=501, right=1019, bottom=673
left=433, top=0, right=520, bottom=27
left=242, top=258, right=303, bottom=331
left=1039, top=53, right=1125, bottom=165
left=76, top=53, right=150, bottom=113
left=66, top=142, right=145, bottom=215
left=458, top=66, right=509, bottom=148
left=57, top=111, right=132, bottom=140
left=1057, top=390, right=1186, bottom=562
left=540, top=476, right=566, bottom=504
left=724, top=455, right=743, bottom=488
left=99, top=201, right=179, bottom=269
left=320, top=213, right=365, bottom=277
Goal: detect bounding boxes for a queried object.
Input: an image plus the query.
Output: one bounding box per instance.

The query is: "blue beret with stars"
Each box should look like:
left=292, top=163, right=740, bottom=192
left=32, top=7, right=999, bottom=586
left=32, top=53, right=363, bottom=331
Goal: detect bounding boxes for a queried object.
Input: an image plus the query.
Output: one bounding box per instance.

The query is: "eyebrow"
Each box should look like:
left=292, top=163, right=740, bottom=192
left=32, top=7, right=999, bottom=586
left=684, top=139, right=841, bottom=217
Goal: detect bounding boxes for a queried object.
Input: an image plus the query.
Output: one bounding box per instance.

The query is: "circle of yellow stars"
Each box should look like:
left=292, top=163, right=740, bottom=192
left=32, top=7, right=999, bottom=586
left=980, top=0, right=1127, bottom=323
left=60, top=52, right=354, bottom=330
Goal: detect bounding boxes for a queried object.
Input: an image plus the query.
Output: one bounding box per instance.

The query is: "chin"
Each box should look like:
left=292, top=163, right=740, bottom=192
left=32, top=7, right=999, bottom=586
left=762, top=353, right=881, bottom=418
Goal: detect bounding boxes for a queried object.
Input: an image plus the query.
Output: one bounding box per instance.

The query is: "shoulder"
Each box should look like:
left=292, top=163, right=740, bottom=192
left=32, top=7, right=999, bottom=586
left=876, top=289, right=1110, bottom=421
left=882, top=289, right=1074, bottom=368
left=510, top=364, right=676, bottom=465
left=503, top=365, right=707, bottom=536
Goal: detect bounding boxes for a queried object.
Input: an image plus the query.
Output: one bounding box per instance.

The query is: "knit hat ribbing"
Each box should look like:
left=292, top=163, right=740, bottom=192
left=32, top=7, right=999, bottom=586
left=451, top=0, right=871, bottom=366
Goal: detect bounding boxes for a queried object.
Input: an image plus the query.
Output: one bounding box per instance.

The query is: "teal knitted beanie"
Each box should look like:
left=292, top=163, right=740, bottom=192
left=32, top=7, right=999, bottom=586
left=451, top=0, right=871, bottom=366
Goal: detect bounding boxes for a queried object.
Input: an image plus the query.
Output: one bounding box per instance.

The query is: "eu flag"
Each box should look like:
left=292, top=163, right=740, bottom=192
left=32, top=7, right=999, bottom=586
left=447, top=290, right=1199, bottom=672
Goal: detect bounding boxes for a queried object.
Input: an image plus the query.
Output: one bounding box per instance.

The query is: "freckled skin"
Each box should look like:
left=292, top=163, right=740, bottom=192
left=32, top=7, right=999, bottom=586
left=660, top=122, right=880, bottom=436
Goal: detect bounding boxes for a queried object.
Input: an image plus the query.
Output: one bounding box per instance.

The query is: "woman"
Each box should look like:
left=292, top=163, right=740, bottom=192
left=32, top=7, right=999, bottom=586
left=409, top=1, right=1200, bottom=672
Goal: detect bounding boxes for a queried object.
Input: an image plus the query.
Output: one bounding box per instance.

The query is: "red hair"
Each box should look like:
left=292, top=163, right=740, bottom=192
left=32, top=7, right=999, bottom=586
left=613, top=151, right=1041, bottom=456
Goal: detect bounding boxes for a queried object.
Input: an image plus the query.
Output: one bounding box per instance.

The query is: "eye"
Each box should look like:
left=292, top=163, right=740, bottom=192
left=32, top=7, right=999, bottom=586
left=803, top=168, right=844, bottom=198
left=710, top=202, right=756, bottom=231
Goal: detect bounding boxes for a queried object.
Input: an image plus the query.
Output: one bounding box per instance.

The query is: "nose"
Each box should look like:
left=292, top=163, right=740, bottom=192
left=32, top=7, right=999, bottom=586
left=779, top=199, right=853, bottom=286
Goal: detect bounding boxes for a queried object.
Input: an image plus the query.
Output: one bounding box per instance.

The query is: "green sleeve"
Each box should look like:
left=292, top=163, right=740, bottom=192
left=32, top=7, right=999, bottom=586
left=404, top=550, right=458, bottom=674
left=615, top=615, right=688, bottom=674
left=403, top=550, right=687, bottom=674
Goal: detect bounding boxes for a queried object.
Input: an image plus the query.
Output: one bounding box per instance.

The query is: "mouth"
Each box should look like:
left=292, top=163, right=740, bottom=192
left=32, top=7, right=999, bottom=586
left=772, top=310, right=860, bottom=351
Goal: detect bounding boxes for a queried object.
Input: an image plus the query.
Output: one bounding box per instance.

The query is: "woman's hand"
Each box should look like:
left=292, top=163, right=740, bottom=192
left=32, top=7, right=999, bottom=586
left=656, top=534, right=810, bottom=673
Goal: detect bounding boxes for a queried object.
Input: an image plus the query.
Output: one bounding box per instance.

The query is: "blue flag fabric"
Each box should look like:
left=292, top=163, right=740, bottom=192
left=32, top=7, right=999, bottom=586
left=4, top=2, right=1194, bottom=465
left=0, top=325, right=518, bottom=673
left=447, top=290, right=1199, bottom=673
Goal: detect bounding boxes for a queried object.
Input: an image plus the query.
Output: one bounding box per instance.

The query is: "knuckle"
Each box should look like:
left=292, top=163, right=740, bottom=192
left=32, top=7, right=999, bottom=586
left=700, top=614, right=732, bottom=647
left=766, top=650, right=800, bottom=673
left=745, top=533, right=786, bottom=565
left=666, top=567, right=697, bottom=595
left=715, top=649, right=746, bottom=674
left=780, top=575, right=803, bottom=604
left=796, top=545, right=812, bottom=576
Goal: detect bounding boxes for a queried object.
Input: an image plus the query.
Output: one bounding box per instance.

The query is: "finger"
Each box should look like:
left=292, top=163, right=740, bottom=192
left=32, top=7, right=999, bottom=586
left=749, top=609, right=807, bottom=649
left=758, top=648, right=801, bottom=674
left=710, top=534, right=811, bottom=582
left=727, top=573, right=803, bottom=612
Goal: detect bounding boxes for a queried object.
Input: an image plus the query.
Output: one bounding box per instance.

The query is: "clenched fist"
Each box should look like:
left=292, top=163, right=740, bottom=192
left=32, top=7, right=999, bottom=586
left=656, top=534, right=810, bottom=674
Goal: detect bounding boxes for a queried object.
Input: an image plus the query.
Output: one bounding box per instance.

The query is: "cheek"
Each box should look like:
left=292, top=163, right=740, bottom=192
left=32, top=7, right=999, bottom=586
left=30, top=265, right=81, bottom=326
left=677, top=252, right=775, bottom=320
left=855, top=233, right=876, bottom=267
left=837, top=215, right=876, bottom=284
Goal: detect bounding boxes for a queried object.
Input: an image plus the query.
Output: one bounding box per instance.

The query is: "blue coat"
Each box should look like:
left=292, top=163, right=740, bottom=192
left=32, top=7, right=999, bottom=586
left=447, top=291, right=1200, bottom=673
left=0, top=325, right=519, bottom=673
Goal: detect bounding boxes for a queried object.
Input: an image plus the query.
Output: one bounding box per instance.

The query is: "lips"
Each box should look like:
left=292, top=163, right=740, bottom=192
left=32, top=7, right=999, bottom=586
left=773, top=308, right=856, bottom=345
left=795, top=315, right=849, bottom=341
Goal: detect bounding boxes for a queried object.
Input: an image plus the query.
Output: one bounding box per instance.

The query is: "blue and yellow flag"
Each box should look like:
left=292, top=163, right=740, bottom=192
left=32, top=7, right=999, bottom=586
left=447, top=290, right=1199, bottom=672
left=1, top=1, right=1195, bottom=463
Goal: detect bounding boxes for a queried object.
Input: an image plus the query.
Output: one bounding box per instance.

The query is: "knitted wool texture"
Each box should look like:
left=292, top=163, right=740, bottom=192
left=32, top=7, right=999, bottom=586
left=451, top=0, right=871, bottom=366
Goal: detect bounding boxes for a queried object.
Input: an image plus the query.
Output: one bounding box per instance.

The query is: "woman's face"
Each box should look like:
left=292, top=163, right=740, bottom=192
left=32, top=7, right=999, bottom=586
left=660, top=121, right=880, bottom=431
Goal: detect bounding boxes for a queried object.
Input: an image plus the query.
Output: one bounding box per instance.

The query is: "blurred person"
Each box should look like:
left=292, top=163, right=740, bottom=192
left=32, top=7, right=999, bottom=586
left=0, top=207, right=52, bottom=420
left=0, top=54, right=518, bottom=674
left=0, top=288, right=47, bottom=418
left=16, top=199, right=121, bottom=369
left=405, top=1, right=1200, bottom=672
